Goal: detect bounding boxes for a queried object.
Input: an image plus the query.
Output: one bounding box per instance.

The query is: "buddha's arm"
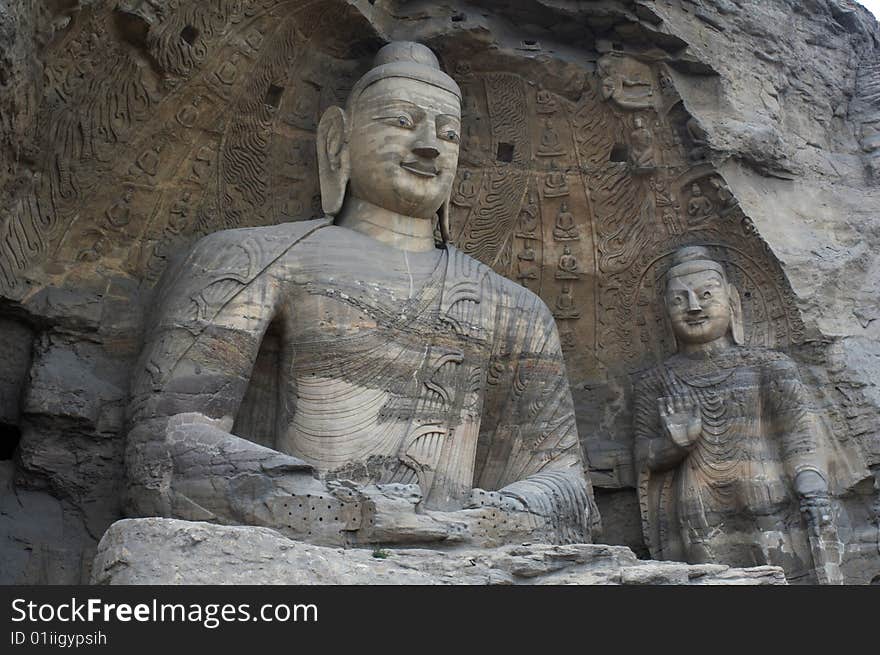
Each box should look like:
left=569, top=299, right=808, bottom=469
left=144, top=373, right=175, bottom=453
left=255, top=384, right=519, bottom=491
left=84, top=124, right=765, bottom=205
left=474, top=291, right=597, bottom=543
left=125, top=233, right=318, bottom=524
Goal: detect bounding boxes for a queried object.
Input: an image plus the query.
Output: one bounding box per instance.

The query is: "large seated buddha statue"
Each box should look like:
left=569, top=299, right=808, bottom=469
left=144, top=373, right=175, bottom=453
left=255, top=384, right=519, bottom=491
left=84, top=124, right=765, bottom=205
left=124, top=42, right=598, bottom=547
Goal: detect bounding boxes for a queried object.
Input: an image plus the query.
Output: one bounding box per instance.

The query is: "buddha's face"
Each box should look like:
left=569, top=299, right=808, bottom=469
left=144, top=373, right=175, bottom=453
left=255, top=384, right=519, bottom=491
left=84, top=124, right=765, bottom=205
left=347, top=77, right=461, bottom=219
left=666, top=268, right=732, bottom=345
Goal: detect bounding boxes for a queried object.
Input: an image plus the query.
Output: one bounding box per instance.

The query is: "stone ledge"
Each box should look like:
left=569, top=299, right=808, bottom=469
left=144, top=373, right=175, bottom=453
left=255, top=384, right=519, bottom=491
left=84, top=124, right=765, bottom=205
left=90, top=518, right=787, bottom=585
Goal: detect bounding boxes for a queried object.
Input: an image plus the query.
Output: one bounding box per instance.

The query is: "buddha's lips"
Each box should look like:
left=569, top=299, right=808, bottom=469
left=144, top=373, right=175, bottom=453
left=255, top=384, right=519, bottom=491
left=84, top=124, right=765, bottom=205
left=400, top=160, right=439, bottom=177
left=685, top=316, right=709, bottom=325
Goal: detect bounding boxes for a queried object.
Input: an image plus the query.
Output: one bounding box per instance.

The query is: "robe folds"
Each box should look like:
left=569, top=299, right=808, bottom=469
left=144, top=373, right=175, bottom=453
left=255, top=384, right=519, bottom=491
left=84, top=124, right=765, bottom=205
left=634, top=347, right=868, bottom=574
left=128, top=218, right=598, bottom=543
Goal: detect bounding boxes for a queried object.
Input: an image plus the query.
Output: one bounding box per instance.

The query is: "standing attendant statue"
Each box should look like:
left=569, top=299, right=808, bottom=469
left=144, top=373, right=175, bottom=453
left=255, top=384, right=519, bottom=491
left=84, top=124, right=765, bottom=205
left=633, top=246, right=866, bottom=583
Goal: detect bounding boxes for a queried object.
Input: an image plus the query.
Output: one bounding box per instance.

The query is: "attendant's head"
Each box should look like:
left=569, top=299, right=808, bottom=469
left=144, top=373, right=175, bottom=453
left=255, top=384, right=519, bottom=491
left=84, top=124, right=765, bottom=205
left=664, top=246, right=744, bottom=348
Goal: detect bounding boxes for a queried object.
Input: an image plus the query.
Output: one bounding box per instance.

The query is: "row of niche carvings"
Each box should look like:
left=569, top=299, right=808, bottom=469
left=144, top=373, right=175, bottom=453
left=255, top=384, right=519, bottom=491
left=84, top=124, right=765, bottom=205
left=0, top=0, right=360, bottom=291
left=445, top=50, right=807, bottom=489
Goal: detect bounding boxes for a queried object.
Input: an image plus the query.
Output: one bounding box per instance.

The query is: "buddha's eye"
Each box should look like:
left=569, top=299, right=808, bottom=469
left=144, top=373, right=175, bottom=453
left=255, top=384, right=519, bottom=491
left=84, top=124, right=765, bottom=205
left=673, top=297, right=683, bottom=305
left=395, top=115, right=414, bottom=128
left=702, top=291, right=712, bottom=299
left=440, top=129, right=460, bottom=143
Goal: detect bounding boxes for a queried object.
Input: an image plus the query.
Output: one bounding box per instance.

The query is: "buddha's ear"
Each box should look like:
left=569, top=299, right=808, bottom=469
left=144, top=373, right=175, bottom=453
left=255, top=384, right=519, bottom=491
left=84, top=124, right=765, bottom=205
left=317, top=106, right=350, bottom=217
left=662, top=304, right=679, bottom=354
left=728, top=283, right=745, bottom=345
left=438, top=195, right=451, bottom=243
left=434, top=168, right=455, bottom=243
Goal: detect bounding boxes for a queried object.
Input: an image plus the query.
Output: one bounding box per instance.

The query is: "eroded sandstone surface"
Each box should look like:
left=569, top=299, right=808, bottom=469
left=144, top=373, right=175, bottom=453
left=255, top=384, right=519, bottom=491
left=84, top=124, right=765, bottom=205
left=90, top=518, right=787, bottom=585
left=0, top=0, right=878, bottom=584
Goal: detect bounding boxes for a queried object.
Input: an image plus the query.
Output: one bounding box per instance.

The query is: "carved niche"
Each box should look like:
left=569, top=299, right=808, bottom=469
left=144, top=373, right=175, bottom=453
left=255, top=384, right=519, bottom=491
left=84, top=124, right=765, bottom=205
left=443, top=48, right=807, bottom=491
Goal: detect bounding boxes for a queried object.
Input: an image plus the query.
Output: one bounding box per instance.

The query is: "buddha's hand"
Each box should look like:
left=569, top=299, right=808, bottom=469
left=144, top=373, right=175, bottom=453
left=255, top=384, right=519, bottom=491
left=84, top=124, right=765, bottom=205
left=795, top=470, right=832, bottom=530
left=464, top=488, right=527, bottom=513
left=658, top=395, right=701, bottom=449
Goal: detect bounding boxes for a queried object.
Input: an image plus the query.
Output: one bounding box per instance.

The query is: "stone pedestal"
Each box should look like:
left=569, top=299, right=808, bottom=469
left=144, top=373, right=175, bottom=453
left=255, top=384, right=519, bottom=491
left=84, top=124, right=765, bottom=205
left=91, top=518, right=786, bottom=585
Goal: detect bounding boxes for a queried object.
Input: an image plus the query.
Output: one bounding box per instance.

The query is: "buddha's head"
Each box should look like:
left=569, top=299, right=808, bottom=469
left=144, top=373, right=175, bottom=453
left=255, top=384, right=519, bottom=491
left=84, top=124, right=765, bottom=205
left=317, top=41, right=461, bottom=240
left=664, top=246, right=744, bottom=348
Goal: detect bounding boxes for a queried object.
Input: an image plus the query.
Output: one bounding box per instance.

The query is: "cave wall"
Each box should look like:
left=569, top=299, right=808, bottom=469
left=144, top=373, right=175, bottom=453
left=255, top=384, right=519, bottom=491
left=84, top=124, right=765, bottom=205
left=0, top=0, right=877, bottom=583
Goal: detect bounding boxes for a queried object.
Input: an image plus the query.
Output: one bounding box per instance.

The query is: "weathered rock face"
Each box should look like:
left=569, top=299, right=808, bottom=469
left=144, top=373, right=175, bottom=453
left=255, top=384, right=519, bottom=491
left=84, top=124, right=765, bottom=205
left=90, top=518, right=787, bottom=585
left=1, top=0, right=878, bottom=584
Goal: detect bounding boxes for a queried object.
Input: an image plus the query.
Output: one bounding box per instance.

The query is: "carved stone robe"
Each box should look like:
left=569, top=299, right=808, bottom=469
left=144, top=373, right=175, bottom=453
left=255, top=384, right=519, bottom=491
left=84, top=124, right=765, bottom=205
left=633, top=347, right=867, bottom=578
left=127, top=218, right=597, bottom=543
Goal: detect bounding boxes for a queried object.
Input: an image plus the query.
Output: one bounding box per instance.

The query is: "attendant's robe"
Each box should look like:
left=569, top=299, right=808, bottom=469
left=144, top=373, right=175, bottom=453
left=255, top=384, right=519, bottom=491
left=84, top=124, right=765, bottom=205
left=634, top=347, right=867, bottom=579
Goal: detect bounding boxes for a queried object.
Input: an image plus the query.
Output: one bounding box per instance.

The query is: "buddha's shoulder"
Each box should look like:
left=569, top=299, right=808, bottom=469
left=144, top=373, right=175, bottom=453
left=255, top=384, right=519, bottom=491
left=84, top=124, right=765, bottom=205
left=446, top=245, right=550, bottom=310
left=187, top=218, right=331, bottom=260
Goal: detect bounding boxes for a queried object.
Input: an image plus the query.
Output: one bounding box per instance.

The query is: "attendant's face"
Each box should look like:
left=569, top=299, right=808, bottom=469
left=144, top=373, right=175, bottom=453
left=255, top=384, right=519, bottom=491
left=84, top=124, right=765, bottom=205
left=666, top=269, right=732, bottom=345
left=347, top=77, right=460, bottom=219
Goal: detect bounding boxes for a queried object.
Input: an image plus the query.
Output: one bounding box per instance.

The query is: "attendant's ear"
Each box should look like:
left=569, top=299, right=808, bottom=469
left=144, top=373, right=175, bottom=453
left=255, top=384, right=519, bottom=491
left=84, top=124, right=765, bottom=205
left=728, top=283, right=745, bottom=345
left=316, top=106, right=350, bottom=217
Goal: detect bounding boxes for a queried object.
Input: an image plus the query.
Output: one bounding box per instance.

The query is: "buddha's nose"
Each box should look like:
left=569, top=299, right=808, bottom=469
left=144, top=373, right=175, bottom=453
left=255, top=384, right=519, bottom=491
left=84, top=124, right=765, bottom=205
left=686, top=290, right=702, bottom=312
left=412, top=142, right=440, bottom=159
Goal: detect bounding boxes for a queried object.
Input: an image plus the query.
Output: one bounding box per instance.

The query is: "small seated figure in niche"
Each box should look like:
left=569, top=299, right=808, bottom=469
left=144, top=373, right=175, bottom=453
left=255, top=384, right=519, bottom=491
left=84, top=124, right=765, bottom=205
left=134, top=143, right=162, bottom=177
left=77, top=231, right=108, bottom=263
left=451, top=169, right=478, bottom=207
left=536, top=118, right=564, bottom=157
left=686, top=117, right=710, bottom=162
left=535, top=87, right=558, bottom=114
left=710, top=176, right=738, bottom=215
left=517, top=242, right=538, bottom=283
left=686, top=183, right=714, bottom=223
left=454, top=60, right=473, bottom=79
left=125, top=41, right=598, bottom=549
left=167, top=191, right=192, bottom=235
left=175, top=95, right=203, bottom=129
left=515, top=191, right=539, bottom=237
left=556, top=245, right=578, bottom=280
left=553, top=201, right=579, bottom=241
left=459, top=119, right=486, bottom=167
left=629, top=116, right=655, bottom=171
left=633, top=246, right=867, bottom=583
left=215, top=53, right=242, bottom=86
left=553, top=284, right=580, bottom=319
left=105, top=187, right=134, bottom=229
left=559, top=328, right=576, bottom=351
left=189, top=145, right=215, bottom=183
left=543, top=163, right=569, bottom=198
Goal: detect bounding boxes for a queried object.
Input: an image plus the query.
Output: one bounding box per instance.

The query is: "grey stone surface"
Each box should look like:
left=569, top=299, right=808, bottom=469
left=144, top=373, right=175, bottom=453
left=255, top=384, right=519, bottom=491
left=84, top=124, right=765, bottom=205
left=0, top=461, right=89, bottom=584
left=0, top=317, right=32, bottom=427
left=0, top=0, right=876, bottom=584
left=90, top=517, right=786, bottom=585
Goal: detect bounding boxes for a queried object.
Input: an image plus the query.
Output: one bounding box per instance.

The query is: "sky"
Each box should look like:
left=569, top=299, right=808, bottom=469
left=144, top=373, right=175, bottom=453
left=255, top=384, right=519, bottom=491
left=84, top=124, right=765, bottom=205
left=857, top=0, right=880, bottom=19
